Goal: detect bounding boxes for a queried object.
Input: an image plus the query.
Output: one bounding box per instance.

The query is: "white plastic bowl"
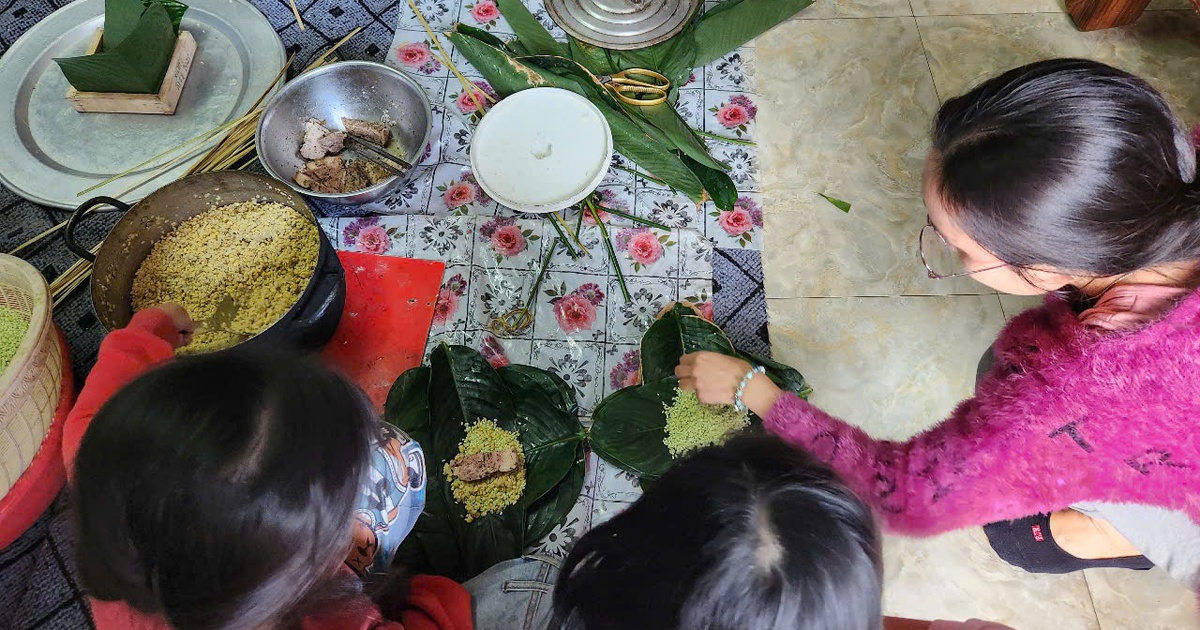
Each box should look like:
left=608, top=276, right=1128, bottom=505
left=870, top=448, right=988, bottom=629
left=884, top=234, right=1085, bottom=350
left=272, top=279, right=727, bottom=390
left=469, top=88, right=613, bottom=214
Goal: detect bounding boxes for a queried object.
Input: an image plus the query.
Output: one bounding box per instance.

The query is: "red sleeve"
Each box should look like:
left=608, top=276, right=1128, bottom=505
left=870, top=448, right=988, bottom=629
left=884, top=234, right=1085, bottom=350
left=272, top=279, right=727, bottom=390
left=299, top=575, right=473, bottom=630
left=763, top=388, right=1098, bottom=536
left=399, top=575, right=473, bottom=630
left=63, top=309, right=179, bottom=477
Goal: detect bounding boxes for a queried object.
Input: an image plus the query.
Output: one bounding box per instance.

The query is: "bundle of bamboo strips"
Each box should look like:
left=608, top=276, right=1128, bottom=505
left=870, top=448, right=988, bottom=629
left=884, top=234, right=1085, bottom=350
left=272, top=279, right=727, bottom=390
left=28, top=29, right=363, bottom=310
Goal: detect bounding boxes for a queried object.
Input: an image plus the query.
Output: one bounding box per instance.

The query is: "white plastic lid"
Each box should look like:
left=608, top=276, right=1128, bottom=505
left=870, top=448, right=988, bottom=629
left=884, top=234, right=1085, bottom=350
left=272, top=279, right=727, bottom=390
left=470, top=87, right=613, bottom=213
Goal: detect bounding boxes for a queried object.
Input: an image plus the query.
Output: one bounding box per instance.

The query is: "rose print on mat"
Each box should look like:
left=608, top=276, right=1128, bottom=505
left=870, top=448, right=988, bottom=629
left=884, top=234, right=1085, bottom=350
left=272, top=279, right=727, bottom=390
left=395, top=42, right=442, bottom=75
left=711, top=195, right=763, bottom=247
left=342, top=217, right=400, bottom=254
left=437, top=172, right=490, bottom=214
left=711, top=95, right=756, bottom=137
left=467, top=0, right=500, bottom=26
left=546, top=282, right=604, bottom=334
left=433, top=274, right=467, bottom=326
left=480, top=334, right=510, bottom=368
left=615, top=227, right=673, bottom=272
left=609, top=348, right=640, bottom=391
left=454, top=80, right=496, bottom=118
left=479, top=217, right=538, bottom=263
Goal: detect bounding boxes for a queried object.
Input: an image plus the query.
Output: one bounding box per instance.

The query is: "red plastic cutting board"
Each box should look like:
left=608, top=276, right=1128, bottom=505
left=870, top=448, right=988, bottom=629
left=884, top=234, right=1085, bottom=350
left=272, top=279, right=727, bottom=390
left=321, top=251, right=444, bottom=413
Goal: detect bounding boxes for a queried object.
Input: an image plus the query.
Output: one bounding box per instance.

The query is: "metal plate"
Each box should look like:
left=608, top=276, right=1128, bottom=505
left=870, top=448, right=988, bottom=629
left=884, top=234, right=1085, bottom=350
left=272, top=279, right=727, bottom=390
left=545, top=0, right=700, bottom=50
left=0, top=0, right=286, bottom=209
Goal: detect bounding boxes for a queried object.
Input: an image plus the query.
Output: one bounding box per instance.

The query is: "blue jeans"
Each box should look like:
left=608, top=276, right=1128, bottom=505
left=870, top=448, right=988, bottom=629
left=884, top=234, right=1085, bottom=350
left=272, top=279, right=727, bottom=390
left=464, top=555, right=562, bottom=630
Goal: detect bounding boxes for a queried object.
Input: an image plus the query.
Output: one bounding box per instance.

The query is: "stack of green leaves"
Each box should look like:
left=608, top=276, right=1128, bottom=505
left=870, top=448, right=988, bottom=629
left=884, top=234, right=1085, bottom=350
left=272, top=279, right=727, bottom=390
left=589, top=303, right=812, bottom=484
left=55, top=0, right=188, bottom=94
left=386, top=344, right=587, bottom=581
left=449, top=0, right=813, bottom=211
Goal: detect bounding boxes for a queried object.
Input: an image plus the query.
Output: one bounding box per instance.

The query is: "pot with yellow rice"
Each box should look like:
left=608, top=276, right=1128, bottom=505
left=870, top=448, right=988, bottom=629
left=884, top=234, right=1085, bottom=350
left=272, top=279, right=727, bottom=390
left=66, top=171, right=345, bottom=353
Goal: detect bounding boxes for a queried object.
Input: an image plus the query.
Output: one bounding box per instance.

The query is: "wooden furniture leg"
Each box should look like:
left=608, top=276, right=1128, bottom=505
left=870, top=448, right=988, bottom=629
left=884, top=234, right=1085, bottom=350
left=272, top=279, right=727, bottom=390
left=1066, top=0, right=1151, bottom=31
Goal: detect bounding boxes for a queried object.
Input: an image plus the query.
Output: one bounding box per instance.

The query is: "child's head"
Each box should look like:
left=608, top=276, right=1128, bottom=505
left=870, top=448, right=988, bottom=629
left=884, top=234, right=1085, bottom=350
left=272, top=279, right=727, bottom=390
left=550, top=434, right=882, bottom=630
left=924, top=58, right=1200, bottom=295
left=75, top=351, right=376, bottom=630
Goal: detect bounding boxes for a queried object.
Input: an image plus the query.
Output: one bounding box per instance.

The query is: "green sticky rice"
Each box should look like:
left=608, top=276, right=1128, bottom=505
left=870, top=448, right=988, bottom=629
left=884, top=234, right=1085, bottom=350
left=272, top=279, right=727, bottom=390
left=0, top=307, right=29, bottom=374
left=663, top=389, right=749, bottom=458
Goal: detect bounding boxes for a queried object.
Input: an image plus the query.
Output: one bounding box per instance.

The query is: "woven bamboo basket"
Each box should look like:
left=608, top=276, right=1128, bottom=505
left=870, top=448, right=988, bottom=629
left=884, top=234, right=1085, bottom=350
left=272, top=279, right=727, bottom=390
left=0, top=254, right=62, bottom=500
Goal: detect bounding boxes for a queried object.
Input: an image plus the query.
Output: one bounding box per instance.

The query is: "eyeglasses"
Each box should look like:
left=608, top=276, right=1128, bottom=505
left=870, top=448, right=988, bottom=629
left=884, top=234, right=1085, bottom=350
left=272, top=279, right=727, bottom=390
left=919, top=221, right=1007, bottom=279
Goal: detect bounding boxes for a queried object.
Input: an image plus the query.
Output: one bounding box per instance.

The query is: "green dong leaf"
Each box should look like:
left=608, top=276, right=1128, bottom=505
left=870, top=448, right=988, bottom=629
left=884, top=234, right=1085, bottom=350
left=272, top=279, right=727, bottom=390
left=497, top=0, right=567, bottom=56
left=511, top=386, right=585, bottom=507
left=818, top=193, right=852, bottom=213
left=692, top=0, right=814, bottom=67
left=524, top=442, right=585, bottom=546
left=640, top=305, right=737, bottom=382
left=589, top=378, right=678, bottom=482
left=384, top=365, right=432, bottom=446
left=56, top=1, right=177, bottom=94
left=682, top=154, right=738, bottom=211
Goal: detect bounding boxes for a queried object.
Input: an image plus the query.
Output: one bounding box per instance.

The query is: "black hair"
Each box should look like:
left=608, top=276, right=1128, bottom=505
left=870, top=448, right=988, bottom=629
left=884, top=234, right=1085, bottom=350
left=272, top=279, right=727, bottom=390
left=75, top=350, right=377, bottom=630
left=549, top=434, right=883, bottom=630
left=931, top=58, right=1200, bottom=278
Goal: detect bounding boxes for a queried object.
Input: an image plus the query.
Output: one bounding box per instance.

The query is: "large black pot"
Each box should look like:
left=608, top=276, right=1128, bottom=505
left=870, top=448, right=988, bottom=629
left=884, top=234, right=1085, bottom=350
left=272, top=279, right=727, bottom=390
left=66, top=171, right=344, bottom=351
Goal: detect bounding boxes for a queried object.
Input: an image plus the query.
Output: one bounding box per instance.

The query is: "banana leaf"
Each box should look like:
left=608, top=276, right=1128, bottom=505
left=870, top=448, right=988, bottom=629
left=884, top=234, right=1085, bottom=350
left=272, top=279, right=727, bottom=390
left=450, top=32, right=708, bottom=202
left=386, top=345, right=585, bottom=580
left=524, top=442, right=586, bottom=546
left=497, top=0, right=566, bottom=56
left=55, top=0, right=177, bottom=94
left=639, top=303, right=737, bottom=382
left=456, top=23, right=522, bottom=55
left=589, top=378, right=678, bottom=482
left=634, top=104, right=727, bottom=174
left=692, top=0, right=814, bottom=67
left=567, top=36, right=618, bottom=75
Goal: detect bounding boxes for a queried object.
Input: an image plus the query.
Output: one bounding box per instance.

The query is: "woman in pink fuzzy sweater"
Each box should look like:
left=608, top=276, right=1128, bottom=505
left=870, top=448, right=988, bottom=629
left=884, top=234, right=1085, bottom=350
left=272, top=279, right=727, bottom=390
left=680, top=59, right=1200, bottom=586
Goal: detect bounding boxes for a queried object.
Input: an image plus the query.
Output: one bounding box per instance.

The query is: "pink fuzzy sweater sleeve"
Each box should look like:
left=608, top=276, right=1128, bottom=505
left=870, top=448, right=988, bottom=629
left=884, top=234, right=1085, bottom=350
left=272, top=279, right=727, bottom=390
left=764, top=388, right=1090, bottom=536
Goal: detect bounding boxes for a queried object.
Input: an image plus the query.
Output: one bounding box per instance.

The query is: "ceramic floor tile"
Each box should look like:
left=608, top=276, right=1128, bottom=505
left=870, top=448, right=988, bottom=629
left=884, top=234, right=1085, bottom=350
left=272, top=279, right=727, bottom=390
left=882, top=528, right=1100, bottom=628
left=998, top=294, right=1047, bottom=320
left=917, top=11, right=1200, bottom=118
left=1085, top=567, right=1200, bottom=629
left=767, top=294, right=1005, bottom=440
left=910, top=0, right=1192, bottom=16
left=763, top=189, right=988, bottom=297
left=791, top=0, right=912, bottom=20
left=757, top=18, right=990, bottom=297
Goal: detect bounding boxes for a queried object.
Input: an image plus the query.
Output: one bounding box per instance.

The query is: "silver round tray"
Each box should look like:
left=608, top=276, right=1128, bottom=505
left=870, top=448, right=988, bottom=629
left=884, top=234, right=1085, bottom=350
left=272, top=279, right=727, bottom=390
left=0, top=0, right=287, bottom=209
left=545, top=0, right=700, bottom=50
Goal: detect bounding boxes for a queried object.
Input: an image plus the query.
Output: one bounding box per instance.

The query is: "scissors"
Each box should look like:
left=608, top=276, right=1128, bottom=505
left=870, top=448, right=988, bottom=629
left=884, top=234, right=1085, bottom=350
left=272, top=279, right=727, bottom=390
left=598, top=68, right=670, bottom=106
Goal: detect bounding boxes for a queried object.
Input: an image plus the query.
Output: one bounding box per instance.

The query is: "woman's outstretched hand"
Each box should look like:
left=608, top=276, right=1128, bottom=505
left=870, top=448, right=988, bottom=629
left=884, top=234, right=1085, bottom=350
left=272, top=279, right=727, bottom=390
left=155, top=303, right=195, bottom=348
left=676, top=351, right=784, bottom=417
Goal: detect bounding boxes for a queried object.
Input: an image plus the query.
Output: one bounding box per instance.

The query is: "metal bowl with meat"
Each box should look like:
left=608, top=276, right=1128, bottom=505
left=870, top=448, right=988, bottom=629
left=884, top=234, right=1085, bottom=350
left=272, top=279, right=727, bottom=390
left=256, top=61, right=433, bottom=205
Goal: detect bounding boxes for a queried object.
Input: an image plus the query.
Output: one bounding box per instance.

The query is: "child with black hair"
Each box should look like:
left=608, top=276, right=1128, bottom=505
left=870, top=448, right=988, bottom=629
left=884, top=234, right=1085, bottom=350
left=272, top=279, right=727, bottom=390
left=65, top=305, right=471, bottom=630
left=464, top=434, right=1009, bottom=630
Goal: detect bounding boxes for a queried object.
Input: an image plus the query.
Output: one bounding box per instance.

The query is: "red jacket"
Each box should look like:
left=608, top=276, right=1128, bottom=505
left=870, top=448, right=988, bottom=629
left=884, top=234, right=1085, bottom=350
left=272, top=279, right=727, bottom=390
left=63, top=309, right=473, bottom=630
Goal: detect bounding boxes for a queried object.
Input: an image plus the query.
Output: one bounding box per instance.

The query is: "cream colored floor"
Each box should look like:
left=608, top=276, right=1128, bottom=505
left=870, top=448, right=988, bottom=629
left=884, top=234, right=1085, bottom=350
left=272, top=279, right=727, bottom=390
left=755, top=1, right=1200, bottom=628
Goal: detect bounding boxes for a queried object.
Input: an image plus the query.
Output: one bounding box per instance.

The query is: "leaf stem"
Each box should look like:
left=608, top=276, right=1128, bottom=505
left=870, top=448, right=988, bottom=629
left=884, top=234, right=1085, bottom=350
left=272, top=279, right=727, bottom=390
left=596, top=204, right=671, bottom=231
left=695, top=128, right=756, bottom=146
left=546, top=217, right=578, bottom=258
left=553, top=211, right=589, bottom=256
left=589, top=197, right=630, bottom=303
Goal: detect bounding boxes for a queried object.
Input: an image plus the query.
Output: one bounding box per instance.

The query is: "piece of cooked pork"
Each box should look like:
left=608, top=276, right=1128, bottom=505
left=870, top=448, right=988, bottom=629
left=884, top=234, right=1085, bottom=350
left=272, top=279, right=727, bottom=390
left=341, top=117, right=392, bottom=146
left=294, top=156, right=347, bottom=193
left=449, top=449, right=520, bottom=482
left=299, top=118, right=348, bottom=160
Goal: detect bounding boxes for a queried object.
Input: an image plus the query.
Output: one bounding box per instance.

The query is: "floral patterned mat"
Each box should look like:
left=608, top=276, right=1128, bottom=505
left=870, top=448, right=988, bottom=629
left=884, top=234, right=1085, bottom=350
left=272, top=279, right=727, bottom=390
left=320, top=0, right=765, bottom=554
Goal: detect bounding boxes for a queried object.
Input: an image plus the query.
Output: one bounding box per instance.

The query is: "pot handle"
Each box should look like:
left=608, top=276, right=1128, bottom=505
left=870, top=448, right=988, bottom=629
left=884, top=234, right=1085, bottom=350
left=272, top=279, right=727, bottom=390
left=296, top=263, right=345, bottom=330
left=65, top=196, right=131, bottom=262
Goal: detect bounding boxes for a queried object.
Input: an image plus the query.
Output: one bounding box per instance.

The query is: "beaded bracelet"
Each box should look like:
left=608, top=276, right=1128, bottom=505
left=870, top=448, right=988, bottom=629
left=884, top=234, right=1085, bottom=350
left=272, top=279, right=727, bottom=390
left=733, top=365, right=766, bottom=412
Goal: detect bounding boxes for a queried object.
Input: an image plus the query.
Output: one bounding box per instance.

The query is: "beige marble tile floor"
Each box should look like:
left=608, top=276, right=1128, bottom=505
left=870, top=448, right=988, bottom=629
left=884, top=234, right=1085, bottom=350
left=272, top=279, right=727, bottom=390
left=755, top=1, right=1200, bottom=627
